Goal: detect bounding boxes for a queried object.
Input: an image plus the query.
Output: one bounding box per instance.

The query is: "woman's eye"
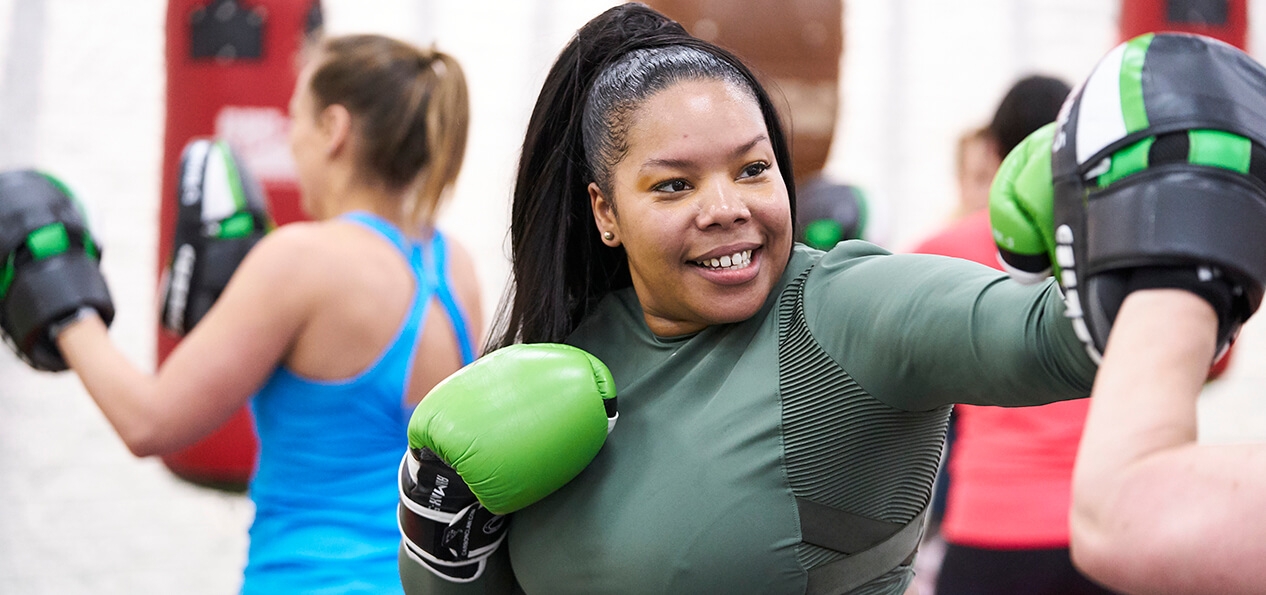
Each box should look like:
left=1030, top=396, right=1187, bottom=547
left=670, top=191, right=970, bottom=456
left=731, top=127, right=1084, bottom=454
left=653, top=179, right=691, bottom=193
left=740, top=162, right=770, bottom=179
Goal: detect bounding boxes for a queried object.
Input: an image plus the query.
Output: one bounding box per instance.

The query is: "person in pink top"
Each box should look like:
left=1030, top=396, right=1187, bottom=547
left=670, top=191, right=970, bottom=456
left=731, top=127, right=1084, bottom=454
left=911, top=75, right=1122, bottom=595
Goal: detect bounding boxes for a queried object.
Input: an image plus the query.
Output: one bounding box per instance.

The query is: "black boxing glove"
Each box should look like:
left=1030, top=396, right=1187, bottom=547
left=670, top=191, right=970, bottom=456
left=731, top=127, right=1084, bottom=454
left=0, top=170, right=114, bottom=371
left=159, top=138, right=272, bottom=336
left=997, top=33, right=1266, bottom=361
left=398, top=448, right=507, bottom=583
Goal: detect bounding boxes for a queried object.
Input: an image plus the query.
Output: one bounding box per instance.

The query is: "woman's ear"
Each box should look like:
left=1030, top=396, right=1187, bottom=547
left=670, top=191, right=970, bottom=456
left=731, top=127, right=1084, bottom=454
left=589, top=182, right=620, bottom=246
left=320, top=104, right=352, bottom=157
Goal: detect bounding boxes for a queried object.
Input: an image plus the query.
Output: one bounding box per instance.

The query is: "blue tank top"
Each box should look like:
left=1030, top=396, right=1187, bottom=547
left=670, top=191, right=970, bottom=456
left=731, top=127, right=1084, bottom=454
left=243, top=212, right=475, bottom=594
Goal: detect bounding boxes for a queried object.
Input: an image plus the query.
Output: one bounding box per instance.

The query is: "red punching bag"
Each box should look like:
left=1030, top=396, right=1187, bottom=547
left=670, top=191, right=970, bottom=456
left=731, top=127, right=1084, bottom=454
left=1120, top=0, right=1247, bottom=48
left=158, top=0, right=321, bottom=490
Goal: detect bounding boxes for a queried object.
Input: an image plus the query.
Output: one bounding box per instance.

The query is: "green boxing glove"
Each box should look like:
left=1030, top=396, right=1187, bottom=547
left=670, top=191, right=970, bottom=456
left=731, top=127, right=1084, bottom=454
left=992, top=34, right=1266, bottom=362
left=397, top=343, right=617, bottom=582
left=989, top=122, right=1060, bottom=285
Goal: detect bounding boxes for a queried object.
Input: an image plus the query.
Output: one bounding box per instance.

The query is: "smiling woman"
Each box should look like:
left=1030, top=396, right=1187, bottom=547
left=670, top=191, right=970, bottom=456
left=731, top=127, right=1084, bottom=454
left=400, top=4, right=1099, bottom=595
left=589, top=75, right=793, bottom=336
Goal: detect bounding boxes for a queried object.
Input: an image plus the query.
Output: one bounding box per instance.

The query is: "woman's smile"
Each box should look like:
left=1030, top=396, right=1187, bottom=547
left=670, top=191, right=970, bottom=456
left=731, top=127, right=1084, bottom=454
left=689, top=246, right=761, bottom=286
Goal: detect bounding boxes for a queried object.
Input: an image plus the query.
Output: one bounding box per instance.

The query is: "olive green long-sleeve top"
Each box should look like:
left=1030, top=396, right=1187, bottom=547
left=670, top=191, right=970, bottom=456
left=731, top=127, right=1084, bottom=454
left=402, top=241, right=1096, bottom=595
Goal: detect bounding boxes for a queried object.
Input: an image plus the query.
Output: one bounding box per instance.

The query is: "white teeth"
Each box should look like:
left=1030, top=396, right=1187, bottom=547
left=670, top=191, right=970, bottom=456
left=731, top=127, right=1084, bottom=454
left=696, top=250, right=752, bottom=270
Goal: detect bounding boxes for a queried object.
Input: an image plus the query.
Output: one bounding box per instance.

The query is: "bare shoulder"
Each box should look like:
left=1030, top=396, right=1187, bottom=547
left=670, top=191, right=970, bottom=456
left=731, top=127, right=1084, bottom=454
left=241, top=222, right=327, bottom=270
left=241, top=221, right=366, bottom=281
left=442, top=235, right=480, bottom=284
left=209, top=222, right=338, bottom=321
left=439, top=233, right=485, bottom=339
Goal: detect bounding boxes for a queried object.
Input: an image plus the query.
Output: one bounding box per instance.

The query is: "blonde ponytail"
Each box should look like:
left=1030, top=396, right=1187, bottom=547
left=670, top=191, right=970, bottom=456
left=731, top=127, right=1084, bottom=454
left=405, top=50, right=469, bottom=229
left=305, top=35, right=470, bottom=230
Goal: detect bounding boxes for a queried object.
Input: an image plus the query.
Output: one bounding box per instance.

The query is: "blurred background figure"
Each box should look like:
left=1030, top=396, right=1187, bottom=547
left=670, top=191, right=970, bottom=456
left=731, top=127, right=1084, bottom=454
left=909, top=74, right=1124, bottom=595
left=909, top=6, right=1256, bottom=591
left=907, top=123, right=1001, bottom=594
left=4, top=31, right=482, bottom=594
left=646, top=0, right=882, bottom=249
left=952, top=127, right=1001, bottom=219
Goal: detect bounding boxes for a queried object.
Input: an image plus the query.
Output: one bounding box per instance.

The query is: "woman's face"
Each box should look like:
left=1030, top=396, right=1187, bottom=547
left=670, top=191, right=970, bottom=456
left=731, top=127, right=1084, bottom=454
left=957, top=134, right=1001, bottom=214
left=590, top=78, right=793, bottom=337
left=288, top=63, right=326, bottom=217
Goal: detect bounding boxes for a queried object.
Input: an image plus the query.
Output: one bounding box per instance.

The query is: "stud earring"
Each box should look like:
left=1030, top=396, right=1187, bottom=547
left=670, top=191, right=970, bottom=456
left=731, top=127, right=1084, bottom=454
left=603, top=231, right=614, bottom=241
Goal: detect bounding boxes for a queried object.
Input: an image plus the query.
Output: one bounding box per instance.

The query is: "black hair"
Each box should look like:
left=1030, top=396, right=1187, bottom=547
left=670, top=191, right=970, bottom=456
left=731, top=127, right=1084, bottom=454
left=583, top=46, right=753, bottom=196
left=988, top=74, right=1072, bottom=158
left=484, top=2, right=796, bottom=351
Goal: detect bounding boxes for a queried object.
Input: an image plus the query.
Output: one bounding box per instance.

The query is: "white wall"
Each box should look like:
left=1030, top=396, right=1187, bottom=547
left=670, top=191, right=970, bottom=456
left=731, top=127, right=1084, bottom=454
left=0, top=2, right=1262, bottom=593
left=832, top=0, right=1119, bottom=248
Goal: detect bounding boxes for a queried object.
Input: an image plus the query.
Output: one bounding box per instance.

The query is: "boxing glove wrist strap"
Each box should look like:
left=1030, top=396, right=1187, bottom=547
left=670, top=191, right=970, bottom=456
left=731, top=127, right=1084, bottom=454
left=397, top=449, right=507, bottom=583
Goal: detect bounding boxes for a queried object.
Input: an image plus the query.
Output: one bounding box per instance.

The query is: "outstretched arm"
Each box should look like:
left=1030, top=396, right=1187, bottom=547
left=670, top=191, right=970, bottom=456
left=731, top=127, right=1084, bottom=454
left=1070, top=289, right=1266, bottom=595
left=57, top=227, right=313, bottom=457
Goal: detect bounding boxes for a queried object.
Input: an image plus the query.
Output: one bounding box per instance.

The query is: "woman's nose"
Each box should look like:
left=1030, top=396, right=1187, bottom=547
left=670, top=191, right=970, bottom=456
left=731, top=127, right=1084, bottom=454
left=696, top=181, right=751, bottom=229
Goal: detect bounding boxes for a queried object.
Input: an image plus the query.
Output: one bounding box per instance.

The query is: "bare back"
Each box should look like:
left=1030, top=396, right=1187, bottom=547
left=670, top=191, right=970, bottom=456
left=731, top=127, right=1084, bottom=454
left=285, top=218, right=482, bottom=406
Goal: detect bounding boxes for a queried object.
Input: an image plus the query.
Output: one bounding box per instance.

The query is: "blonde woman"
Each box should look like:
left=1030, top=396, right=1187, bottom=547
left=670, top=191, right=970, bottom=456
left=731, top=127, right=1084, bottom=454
left=51, top=34, right=480, bottom=593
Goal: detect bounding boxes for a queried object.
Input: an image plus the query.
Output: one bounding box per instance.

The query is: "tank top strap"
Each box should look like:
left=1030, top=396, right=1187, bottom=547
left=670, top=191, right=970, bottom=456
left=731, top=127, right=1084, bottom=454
left=337, top=211, right=433, bottom=382
left=339, top=211, right=475, bottom=367
left=423, top=232, right=477, bottom=365
left=340, top=211, right=412, bottom=258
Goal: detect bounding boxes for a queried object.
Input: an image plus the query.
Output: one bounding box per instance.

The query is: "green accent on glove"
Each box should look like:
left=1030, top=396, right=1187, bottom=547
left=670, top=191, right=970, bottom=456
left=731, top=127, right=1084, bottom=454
left=1097, top=136, right=1153, bottom=188
left=4, top=223, right=75, bottom=299
left=0, top=252, right=14, bottom=299
left=803, top=219, right=843, bottom=250
left=989, top=122, right=1058, bottom=274
left=2, top=174, right=86, bottom=300
left=83, top=233, right=98, bottom=260
left=1189, top=129, right=1252, bottom=174
left=213, top=140, right=250, bottom=212
left=208, top=140, right=264, bottom=240
left=28, top=223, right=71, bottom=260
left=31, top=172, right=99, bottom=261
left=1120, top=33, right=1154, bottom=134
left=218, top=211, right=257, bottom=239
left=408, top=343, right=616, bottom=515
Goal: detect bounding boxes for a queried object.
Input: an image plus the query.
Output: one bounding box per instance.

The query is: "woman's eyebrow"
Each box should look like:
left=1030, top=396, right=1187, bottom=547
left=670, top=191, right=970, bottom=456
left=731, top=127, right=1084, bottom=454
left=640, top=134, right=769, bottom=172
left=642, top=156, right=694, bottom=171
left=729, top=134, right=768, bottom=159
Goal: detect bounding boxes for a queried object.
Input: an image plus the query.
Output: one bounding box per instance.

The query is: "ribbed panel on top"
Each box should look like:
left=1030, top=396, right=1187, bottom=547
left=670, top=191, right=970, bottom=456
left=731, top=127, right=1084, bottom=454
left=777, top=269, right=951, bottom=588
